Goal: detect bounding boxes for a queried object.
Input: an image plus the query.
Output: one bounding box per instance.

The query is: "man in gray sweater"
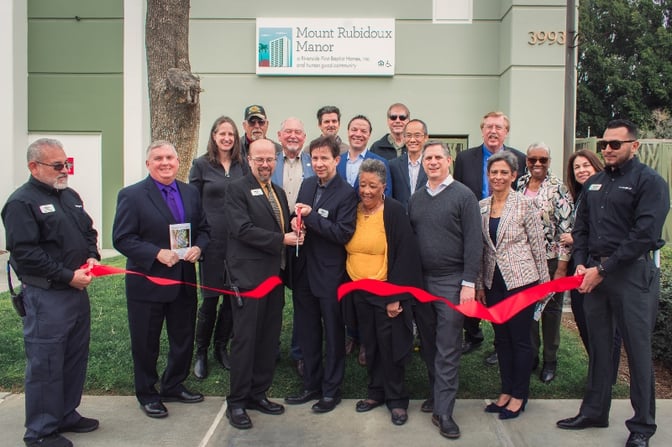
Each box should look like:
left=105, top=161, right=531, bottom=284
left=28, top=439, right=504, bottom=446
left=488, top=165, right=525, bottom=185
left=409, top=140, right=483, bottom=440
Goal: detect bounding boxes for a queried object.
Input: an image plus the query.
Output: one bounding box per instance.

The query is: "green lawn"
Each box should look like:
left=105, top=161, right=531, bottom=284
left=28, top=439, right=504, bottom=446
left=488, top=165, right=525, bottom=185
left=0, top=255, right=629, bottom=399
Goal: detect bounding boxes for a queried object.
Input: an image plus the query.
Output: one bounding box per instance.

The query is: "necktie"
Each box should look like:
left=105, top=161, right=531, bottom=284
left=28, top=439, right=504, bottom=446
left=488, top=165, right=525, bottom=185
left=265, top=184, right=283, bottom=229
left=265, top=184, right=286, bottom=270
left=162, top=186, right=182, bottom=222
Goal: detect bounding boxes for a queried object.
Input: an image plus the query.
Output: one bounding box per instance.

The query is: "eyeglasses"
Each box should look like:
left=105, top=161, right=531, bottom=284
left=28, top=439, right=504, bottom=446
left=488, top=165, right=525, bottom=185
left=388, top=114, right=408, bottom=121
left=281, top=128, right=304, bottom=135
left=527, top=157, right=549, bottom=165
left=247, top=118, right=267, bottom=126
left=596, top=139, right=636, bottom=151
left=404, top=133, right=426, bottom=140
left=250, top=157, right=276, bottom=165
left=35, top=160, right=72, bottom=171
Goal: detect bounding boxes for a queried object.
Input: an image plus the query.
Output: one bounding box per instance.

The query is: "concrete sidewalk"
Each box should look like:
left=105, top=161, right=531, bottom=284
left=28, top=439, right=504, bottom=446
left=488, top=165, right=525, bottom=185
left=0, top=393, right=668, bottom=446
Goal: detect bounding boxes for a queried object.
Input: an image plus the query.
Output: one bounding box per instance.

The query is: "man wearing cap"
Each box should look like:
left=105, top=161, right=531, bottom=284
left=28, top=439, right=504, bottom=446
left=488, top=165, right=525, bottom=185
left=241, top=105, right=281, bottom=159
left=370, top=103, right=410, bottom=161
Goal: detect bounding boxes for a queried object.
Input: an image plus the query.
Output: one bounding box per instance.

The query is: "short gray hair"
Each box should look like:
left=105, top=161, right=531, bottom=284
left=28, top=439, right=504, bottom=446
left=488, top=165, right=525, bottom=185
left=526, top=142, right=551, bottom=157
left=146, top=140, right=177, bottom=159
left=487, top=150, right=518, bottom=173
left=422, top=140, right=450, bottom=158
left=359, top=159, right=387, bottom=185
left=27, top=138, right=64, bottom=162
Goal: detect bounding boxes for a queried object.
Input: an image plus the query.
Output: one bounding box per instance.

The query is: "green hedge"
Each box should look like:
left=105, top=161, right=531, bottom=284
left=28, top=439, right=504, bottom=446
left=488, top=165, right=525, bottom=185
left=654, top=247, right=672, bottom=368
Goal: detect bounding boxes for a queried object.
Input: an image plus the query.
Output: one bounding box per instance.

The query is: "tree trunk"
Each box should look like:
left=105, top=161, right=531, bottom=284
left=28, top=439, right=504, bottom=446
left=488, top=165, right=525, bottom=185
left=146, top=0, right=200, bottom=181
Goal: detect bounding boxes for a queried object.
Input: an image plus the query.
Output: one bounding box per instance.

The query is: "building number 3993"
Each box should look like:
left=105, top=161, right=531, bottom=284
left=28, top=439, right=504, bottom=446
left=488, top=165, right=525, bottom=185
left=528, top=31, right=566, bottom=45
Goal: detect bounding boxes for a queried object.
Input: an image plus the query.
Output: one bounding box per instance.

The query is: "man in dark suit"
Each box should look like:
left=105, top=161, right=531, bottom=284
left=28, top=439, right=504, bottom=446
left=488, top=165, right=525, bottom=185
left=224, top=138, right=303, bottom=430
left=113, top=140, right=210, bottom=419
left=390, top=119, right=428, bottom=209
left=452, top=111, right=526, bottom=362
left=337, top=115, right=392, bottom=197
left=285, top=135, right=357, bottom=413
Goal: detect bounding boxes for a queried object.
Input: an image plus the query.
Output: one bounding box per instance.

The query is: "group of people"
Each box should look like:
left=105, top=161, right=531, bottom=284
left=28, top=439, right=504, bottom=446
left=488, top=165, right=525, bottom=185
left=2, top=104, right=667, bottom=447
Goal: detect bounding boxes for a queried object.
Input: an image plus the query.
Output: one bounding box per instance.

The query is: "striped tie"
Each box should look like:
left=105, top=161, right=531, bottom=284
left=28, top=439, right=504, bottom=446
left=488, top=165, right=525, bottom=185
left=265, top=183, right=285, bottom=270
left=265, top=184, right=282, bottom=229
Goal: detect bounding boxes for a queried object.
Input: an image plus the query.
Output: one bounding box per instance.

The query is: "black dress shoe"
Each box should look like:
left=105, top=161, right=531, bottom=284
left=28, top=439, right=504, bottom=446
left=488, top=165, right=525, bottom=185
left=141, top=401, right=168, bottom=418
left=420, top=398, right=434, bottom=413
left=247, top=398, right=285, bottom=415
left=499, top=399, right=526, bottom=420
left=193, top=353, right=208, bottom=379
left=226, top=406, right=252, bottom=430
left=285, top=389, right=321, bottom=405
left=161, top=388, right=204, bottom=403
left=462, top=340, right=483, bottom=355
left=294, top=359, right=305, bottom=378
left=437, top=414, right=460, bottom=439
left=556, top=414, right=609, bottom=430
left=312, top=396, right=341, bottom=413
left=355, top=399, right=383, bottom=412
left=25, top=433, right=73, bottom=447
left=391, top=408, right=408, bottom=426
left=484, top=351, right=498, bottom=366
left=540, top=364, right=556, bottom=383
left=484, top=400, right=509, bottom=413
left=626, top=432, right=649, bottom=447
left=59, top=416, right=100, bottom=433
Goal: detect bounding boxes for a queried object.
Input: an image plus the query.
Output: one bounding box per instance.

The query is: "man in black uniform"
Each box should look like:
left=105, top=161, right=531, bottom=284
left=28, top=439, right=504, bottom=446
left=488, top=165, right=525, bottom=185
left=556, top=119, right=669, bottom=447
left=2, top=138, right=101, bottom=447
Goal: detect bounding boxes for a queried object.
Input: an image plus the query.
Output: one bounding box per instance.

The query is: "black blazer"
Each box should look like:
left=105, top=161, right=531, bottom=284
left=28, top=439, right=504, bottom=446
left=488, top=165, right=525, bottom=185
left=224, top=174, right=291, bottom=291
left=453, top=145, right=527, bottom=200
left=293, top=174, right=358, bottom=298
left=389, top=154, right=427, bottom=209
left=112, top=176, right=210, bottom=302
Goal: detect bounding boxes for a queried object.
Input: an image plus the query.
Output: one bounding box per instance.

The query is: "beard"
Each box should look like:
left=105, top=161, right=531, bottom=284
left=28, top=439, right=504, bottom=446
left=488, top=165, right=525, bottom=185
left=53, top=176, right=68, bottom=190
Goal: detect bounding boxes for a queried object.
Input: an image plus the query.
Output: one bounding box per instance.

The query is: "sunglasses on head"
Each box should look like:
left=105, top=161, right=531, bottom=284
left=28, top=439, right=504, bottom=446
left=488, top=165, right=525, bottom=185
left=527, top=157, right=549, bottom=164
left=596, top=139, right=636, bottom=151
left=36, top=160, right=72, bottom=171
left=388, top=114, right=408, bottom=121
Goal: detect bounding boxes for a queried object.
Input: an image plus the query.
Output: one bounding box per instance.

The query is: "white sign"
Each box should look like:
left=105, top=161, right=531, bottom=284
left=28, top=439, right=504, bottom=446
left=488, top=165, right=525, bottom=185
left=256, top=18, right=395, bottom=76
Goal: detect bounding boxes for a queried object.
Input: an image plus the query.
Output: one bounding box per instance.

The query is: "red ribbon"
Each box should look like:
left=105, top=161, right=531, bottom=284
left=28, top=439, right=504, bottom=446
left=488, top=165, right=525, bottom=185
left=337, top=275, right=584, bottom=324
left=87, top=264, right=282, bottom=299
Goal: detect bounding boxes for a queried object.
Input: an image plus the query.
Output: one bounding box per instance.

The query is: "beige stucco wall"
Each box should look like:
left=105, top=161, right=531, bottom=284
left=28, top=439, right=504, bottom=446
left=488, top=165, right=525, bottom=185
left=190, top=0, right=571, bottom=176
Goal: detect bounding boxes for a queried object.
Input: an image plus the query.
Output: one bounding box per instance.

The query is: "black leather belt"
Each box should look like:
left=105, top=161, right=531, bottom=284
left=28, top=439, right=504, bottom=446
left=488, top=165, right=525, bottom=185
left=21, top=274, right=70, bottom=290
left=591, top=253, right=650, bottom=263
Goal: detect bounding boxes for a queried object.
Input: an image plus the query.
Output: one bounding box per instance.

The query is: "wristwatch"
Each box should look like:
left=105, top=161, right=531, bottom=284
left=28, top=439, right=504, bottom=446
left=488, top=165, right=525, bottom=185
left=597, top=263, right=607, bottom=277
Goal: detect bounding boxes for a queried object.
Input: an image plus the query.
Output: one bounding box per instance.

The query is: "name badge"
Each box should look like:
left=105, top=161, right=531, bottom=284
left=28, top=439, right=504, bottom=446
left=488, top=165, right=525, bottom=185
left=480, top=205, right=488, bottom=214
left=317, top=208, right=329, bottom=218
left=39, top=204, right=56, bottom=213
left=251, top=188, right=264, bottom=196
left=588, top=184, right=602, bottom=191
